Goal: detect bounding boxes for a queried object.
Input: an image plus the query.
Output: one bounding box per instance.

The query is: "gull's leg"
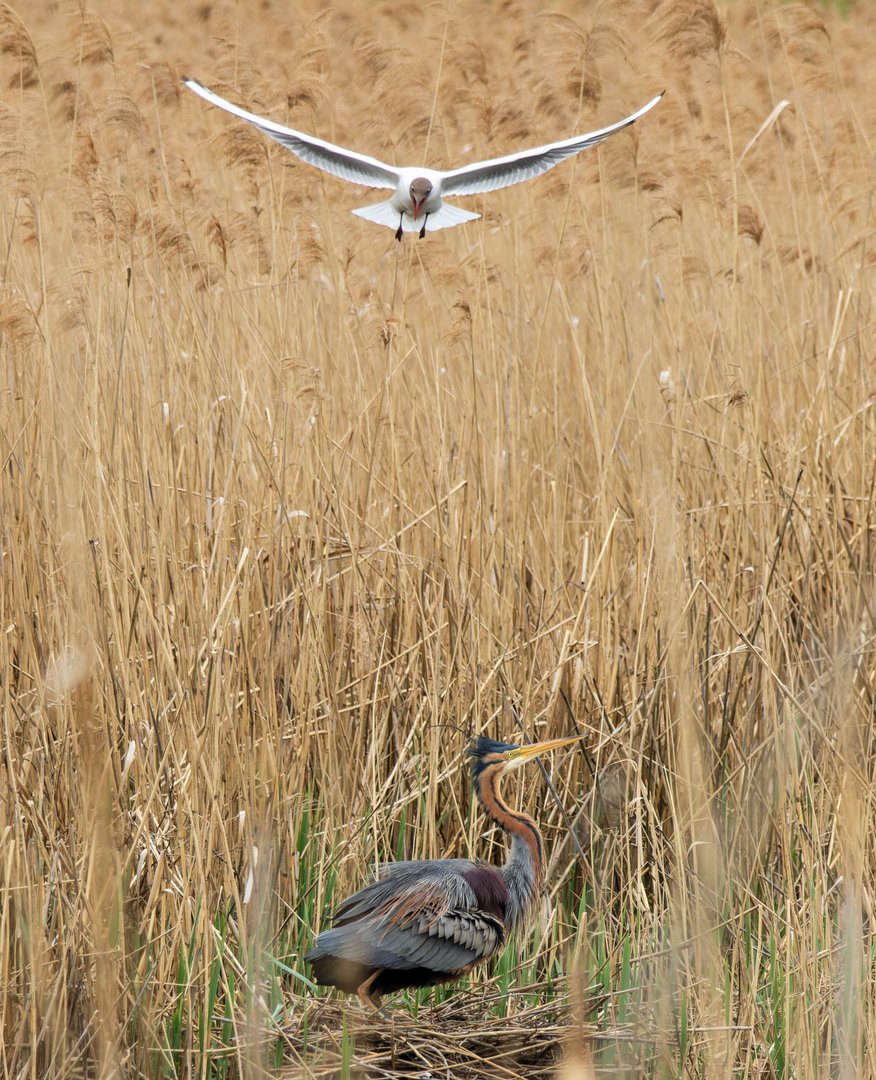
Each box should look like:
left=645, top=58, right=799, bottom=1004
left=418, top=214, right=428, bottom=240
left=395, top=213, right=404, bottom=243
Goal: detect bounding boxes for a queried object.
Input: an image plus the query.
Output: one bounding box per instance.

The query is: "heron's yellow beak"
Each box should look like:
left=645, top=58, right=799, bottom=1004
left=505, top=734, right=584, bottom=769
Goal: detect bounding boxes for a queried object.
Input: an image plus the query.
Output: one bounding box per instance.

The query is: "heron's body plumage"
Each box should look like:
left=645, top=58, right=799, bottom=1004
left=306, top=860, right=508, bottom=996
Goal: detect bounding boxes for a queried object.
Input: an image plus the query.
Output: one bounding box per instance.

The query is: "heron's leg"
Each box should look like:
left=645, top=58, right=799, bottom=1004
left=356, top=968, right=385, bottom=1013
left=418, top=214, right=428, bottom=240
left=395, top=214, right=403, bottom=242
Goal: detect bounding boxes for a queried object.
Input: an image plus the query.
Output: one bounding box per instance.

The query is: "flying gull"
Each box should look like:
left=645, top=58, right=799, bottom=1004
left=184, top=78, right=664, bottom=241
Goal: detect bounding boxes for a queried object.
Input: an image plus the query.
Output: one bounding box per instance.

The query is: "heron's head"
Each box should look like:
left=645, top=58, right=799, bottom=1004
left=409, top=176, right=433, bottom=219
left=467, top=735, right=584, bottom=785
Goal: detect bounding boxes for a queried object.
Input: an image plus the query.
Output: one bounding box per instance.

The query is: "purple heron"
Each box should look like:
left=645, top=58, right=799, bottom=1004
left=305, top=735, right=582, bottom=1011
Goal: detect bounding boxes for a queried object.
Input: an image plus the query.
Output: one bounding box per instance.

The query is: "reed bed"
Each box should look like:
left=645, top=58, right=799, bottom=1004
left=2, top=0, right=875, bottom=1075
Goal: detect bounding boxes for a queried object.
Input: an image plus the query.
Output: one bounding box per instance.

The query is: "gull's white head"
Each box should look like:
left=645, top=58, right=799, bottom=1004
left=409, top=177, right=433, bottom=220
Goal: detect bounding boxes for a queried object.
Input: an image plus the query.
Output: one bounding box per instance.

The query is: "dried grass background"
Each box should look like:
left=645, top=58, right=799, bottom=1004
left=2, top=0, right=876, bottom=1076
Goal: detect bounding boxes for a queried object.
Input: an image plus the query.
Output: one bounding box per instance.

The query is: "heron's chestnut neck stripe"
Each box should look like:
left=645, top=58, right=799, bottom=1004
left=476, top=763, right=544, bottom=891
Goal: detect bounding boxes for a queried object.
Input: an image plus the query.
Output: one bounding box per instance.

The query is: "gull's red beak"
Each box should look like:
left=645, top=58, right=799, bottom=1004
left=411, top=197, right=422, bottom=221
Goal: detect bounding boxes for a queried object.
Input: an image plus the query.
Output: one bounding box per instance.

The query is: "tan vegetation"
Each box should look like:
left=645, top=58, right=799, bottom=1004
left=2, top=0, right=876, bottom=1075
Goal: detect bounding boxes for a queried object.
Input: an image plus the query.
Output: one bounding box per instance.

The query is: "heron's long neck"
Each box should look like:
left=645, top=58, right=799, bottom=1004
left=478, top=766, right=544, bottom=927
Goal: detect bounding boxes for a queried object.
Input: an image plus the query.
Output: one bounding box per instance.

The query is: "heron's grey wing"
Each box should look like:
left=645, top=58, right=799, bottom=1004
left=441, top=92, right=664, bottom=196
left=184, top=78, right=399, bottom=190
left=332, top=861, right=478, bottom=926
left=374, top=858, right=478, bottom=882
left=314, top=874, right=505, bottom=974
left=373, top=907, right=505, bottom=972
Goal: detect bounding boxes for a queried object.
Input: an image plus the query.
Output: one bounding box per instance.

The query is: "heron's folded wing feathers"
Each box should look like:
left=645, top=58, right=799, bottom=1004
left=313, top=868, right=505, bottom=973
left=334, top=861, right=478, bottom=924
left=373, top=908, right=505, bottom=972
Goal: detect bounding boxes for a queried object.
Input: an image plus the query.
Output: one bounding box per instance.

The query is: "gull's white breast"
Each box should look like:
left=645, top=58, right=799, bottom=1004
left=392, top=168, right=445, bottom=214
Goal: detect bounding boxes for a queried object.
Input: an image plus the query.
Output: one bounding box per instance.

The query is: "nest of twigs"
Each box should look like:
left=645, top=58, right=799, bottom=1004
left=281, top=983, right=586, bottom=1078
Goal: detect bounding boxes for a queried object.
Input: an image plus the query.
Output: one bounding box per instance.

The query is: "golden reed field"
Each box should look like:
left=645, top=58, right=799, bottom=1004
left=2, top=0, right=876, bottom=1075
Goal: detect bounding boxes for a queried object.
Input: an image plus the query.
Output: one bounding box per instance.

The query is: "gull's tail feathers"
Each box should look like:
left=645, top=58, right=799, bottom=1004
left=352, top=201, right=481, bottom=233
left=426, top=203, right=481, bottom=232
left=351, top=200, right=404, bottom=230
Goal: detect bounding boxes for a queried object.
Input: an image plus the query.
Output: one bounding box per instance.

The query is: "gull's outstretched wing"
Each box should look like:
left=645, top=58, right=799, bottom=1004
left=184, top=77, right=400, bottom=190
left=440, top=91, right=664, bottom=196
